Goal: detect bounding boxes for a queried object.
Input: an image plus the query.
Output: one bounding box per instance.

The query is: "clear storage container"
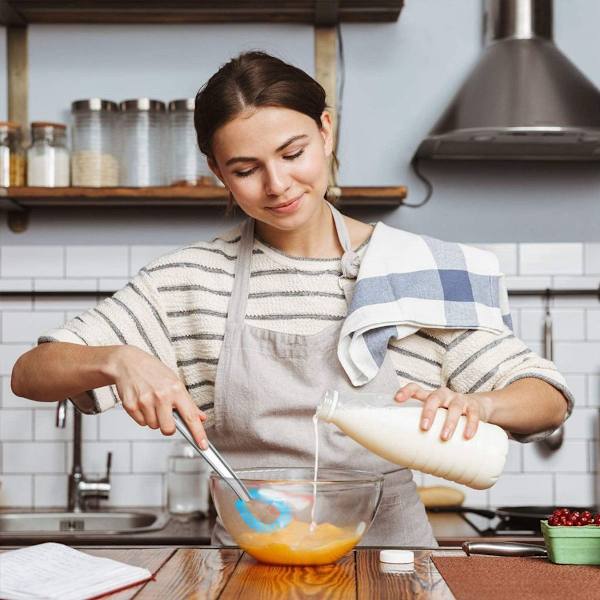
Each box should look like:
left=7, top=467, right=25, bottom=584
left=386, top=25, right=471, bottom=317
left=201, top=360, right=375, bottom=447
left=166, top=440, right=210, bottom=519
left=119, top=98, right=166, bottom=186
left=27, top=122, right=70, bottom=187
left=167, top=98, right=212, bottom=186
left=71, top=99, right=119, bottom=187
left=0, top=121, right=25, bottom=187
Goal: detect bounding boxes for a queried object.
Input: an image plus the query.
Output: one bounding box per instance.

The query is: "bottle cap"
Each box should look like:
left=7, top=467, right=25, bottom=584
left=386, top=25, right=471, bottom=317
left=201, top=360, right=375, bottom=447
left=379, top=549, right=414, bottom=564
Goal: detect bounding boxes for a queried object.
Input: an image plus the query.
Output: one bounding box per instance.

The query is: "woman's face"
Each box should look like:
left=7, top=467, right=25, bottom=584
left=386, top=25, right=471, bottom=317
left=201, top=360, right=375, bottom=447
left=209, top=106, right=333, bottom=232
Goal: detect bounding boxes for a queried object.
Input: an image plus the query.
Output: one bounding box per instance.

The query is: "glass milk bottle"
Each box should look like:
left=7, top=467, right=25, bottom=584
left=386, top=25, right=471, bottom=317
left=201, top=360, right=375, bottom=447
left=316, top=390, right=508, bottom=490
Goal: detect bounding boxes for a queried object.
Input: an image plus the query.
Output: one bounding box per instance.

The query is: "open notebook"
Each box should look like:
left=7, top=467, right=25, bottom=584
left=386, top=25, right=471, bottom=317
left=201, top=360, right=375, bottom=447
left=0, top=542, right=153, bottom=600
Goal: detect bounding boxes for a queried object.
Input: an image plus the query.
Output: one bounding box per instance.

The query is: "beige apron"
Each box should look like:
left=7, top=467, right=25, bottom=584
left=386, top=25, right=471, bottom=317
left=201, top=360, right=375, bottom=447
left=208, top=203, right=436, bottom=547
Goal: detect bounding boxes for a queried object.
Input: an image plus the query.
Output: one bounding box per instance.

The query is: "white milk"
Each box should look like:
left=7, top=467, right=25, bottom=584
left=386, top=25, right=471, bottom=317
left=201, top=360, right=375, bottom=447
left=316, top=390, right=508, bottom=490
left=310, top=413, right=319, bottom=532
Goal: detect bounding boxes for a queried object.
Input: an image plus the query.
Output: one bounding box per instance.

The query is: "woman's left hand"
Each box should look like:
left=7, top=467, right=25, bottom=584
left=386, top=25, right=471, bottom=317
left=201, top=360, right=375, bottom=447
left=394, top=383, right=493, bottom=440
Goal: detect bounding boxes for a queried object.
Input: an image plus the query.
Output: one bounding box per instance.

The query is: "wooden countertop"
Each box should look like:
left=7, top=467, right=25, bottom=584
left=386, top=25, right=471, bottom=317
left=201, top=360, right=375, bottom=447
left=2, top=546, right=461, bottom=599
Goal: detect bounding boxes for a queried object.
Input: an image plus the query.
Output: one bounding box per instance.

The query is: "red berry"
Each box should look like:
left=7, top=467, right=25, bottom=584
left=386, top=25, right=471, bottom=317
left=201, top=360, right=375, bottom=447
left=561, top=508, right=571, bottom=516
left=594, top=515, right=600, bottom=525
left=548, top=516, right=557, bottom=526
left=559, top=516, right=568, bottom=525
left=582, top=511, right=592, bottom=520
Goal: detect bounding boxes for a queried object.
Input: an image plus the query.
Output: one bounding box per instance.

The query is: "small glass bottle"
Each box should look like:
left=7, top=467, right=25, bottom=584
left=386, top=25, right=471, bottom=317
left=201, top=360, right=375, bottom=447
left=167, top=98, right=212, bottom=186
left=316, top=389, right=509, bottom=490
left=27, top=122, right=70, bottom=187
left=0, top=121, right=25, bottom=187
left=166, top=440, right=210, bottom=520
left=71, top=99, right=120, bottom=187
left=119, top=98, right=166, bottom=186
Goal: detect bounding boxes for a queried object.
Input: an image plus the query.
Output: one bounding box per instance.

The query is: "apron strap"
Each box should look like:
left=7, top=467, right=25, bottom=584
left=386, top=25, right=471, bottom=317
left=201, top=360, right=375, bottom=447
left=327, top=203, right=360, bottom=279
left=226, top=217, right=255, bottom=326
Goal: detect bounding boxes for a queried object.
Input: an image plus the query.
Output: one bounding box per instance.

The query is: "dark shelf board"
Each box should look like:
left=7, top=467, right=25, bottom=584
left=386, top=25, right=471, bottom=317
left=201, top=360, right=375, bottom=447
left=0, top=1, right=404, bottom=25
left=0, top=185, right=407, bottom=209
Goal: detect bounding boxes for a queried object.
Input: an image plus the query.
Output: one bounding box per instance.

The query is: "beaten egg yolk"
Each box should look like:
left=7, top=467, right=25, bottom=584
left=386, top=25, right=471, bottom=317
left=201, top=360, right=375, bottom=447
left=237, top=519, right=360, bottom=565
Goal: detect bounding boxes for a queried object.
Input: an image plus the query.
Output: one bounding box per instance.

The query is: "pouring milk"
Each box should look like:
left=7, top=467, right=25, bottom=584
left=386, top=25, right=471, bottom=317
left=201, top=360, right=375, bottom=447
left=315, top=389, right=508, bottom=490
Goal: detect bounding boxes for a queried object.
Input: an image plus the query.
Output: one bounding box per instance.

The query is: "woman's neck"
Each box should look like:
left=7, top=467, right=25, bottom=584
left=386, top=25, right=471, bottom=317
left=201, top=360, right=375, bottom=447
left=254, top=202, right=343, bottom=258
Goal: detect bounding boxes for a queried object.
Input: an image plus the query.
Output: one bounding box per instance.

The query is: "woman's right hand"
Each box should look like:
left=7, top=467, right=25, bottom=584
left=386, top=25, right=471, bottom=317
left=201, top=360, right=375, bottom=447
left=108, top=345, right=208, bottom=448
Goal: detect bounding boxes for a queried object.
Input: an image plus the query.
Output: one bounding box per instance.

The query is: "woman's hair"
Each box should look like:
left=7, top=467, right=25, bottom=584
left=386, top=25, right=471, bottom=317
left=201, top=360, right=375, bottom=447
left=194, top=51, right=327, bottom=161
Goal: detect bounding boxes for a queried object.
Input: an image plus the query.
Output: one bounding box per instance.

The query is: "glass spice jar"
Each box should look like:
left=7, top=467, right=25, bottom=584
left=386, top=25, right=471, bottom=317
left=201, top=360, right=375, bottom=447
left=167, top=98, right=213, bottom=186
left=71, top=99, right=119, bottom=187
left=119, top=98, right=166, bottom=186
left=27, top=122, right=70, bottom=187
left=0, top=121, right=25, bottom=187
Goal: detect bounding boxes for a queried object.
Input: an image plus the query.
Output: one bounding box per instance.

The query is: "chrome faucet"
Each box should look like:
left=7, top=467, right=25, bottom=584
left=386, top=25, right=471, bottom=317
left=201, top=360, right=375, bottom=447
left=56, top=399, right=112, bottom=512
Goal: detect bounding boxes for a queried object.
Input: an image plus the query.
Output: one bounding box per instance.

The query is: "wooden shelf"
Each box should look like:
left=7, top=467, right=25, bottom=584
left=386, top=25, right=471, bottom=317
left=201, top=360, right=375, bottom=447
left=0, top=186, right=407, bottom=231
left=0, top=185, right=406, bottom=207
left=0, top=1, right=404, bottom=25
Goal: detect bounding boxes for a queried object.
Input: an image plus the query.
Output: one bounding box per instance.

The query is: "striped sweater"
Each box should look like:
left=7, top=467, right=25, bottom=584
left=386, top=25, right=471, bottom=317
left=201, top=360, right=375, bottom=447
left=40, top=224, right=573, bottom=443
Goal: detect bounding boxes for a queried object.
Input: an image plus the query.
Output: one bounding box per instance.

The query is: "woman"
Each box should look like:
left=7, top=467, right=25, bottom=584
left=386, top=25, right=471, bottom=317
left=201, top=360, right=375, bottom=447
left=12, top=51, right=571, bottom=547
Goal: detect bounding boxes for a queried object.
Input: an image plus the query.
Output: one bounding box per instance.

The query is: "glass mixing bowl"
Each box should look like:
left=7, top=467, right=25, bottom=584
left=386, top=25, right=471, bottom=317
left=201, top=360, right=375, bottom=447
left=209, top=467, right=383, bottom=565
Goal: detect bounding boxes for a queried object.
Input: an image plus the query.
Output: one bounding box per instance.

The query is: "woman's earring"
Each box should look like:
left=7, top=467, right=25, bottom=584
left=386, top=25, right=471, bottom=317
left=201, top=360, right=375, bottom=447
left=325, top=186, right=341, bottom=203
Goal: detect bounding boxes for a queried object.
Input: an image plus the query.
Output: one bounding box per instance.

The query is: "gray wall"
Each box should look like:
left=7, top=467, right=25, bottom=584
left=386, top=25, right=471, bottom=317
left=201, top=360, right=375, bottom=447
left=2, top=0, right=600, bottom=246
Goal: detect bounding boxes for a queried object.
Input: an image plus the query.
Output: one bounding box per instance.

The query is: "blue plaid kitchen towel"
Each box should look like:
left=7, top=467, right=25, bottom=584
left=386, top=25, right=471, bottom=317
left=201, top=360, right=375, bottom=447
left=338, top=222, right=512, bottom=386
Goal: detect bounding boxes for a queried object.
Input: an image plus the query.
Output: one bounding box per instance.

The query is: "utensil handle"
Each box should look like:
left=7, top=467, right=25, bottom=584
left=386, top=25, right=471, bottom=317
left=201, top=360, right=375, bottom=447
left=172, top=410, right=251, bottom=502
left=462, top=541, right=547, bottom=557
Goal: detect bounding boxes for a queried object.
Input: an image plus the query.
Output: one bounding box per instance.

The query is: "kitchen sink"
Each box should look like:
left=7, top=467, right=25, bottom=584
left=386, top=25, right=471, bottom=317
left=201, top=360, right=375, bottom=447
left=0, top=510, right=170, bottom=536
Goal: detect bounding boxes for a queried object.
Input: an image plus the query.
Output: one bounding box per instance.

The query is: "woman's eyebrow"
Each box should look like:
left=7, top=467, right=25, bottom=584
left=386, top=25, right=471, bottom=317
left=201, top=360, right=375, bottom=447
left=225, top=134, right=308, bottom=166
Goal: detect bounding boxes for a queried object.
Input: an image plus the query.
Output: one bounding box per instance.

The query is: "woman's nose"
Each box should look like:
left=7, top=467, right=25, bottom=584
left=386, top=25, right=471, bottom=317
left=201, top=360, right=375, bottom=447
left=264, top=164, right=291, bottom=197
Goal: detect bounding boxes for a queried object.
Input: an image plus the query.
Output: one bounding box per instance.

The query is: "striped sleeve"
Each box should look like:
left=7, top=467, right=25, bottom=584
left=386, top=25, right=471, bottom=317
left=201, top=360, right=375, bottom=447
left=37, top=269, right=176, bottom=415
left=440, top=326, right=574, bottom=443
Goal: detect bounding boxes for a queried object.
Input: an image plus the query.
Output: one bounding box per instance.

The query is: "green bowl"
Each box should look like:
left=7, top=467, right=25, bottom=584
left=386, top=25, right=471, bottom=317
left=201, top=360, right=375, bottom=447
left=541, top=520, right=600, bottom=565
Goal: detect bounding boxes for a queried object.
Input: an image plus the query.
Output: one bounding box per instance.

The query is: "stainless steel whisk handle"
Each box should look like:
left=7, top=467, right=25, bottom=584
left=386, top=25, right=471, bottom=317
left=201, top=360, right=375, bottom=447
left=172, top=410, right=251, bottom=502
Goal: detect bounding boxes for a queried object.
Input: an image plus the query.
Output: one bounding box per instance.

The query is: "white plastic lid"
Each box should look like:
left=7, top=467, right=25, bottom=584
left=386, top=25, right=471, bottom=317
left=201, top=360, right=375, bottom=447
left=379, top=549, right=414, bottom=564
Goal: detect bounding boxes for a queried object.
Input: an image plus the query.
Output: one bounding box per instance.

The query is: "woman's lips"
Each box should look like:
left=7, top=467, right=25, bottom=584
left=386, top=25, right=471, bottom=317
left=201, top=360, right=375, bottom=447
left=267, top=193, right=304, bottom=214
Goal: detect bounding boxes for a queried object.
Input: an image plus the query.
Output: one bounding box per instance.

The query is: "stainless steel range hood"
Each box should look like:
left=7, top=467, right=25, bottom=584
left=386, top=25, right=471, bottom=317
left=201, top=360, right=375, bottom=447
left=415, top=0, right=600, bottom=161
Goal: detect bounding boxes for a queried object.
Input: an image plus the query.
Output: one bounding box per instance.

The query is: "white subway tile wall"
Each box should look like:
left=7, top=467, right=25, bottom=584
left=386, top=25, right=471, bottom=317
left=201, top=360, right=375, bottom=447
left=0, top=242, right=598, bottom=509
left=584, top=243, right=600, bottom=274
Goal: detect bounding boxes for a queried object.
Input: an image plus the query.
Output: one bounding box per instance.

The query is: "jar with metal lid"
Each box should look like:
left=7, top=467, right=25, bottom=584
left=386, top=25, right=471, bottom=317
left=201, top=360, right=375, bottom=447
left=27, top=122, right=70, bottom=187
left=71, top=99, right=119, bottom=187
left=119, top=98, right=166, bottom=186
left=168, top=98, right=213, bottom=186
left=0, top=121, right=25, bottom=187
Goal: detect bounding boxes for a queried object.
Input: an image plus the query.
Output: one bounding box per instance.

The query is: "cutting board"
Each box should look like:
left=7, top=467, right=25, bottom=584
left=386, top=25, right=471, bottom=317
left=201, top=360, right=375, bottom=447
left=432, top=555, right=600, bottom=600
